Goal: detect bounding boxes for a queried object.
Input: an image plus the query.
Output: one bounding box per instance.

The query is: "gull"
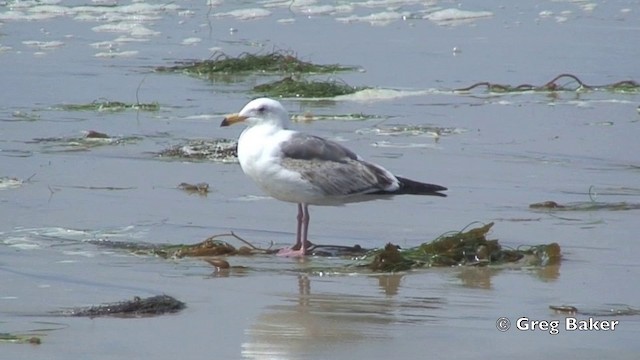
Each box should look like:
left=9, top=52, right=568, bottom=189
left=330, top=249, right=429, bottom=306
left=221, top=98, right=447, bottom=257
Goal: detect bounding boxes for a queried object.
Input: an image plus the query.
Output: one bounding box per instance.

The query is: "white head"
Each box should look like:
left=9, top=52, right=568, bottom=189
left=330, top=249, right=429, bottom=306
left=221, top=98, right=290, bottom=129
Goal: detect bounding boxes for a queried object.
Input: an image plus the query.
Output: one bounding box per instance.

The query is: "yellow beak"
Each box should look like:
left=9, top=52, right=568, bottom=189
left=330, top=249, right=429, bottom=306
left=220, top=114, right=248, bottom=127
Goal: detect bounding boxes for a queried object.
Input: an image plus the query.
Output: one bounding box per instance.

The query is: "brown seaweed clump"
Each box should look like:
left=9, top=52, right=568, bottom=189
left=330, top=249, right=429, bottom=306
left=87, top=223, right=560, bottom=273
left=530, top=200, right=640, bottom=211
left=178, top=182, right=210, bottom=196
left=369, top=243, right=416, bottom=272
left=64, top=295, right=186, bottom=318
left=361, top=222, right=561, bottom=272
left=529, top=201, right=565, bottom=209
left=155, top=239, right=238, bottom=259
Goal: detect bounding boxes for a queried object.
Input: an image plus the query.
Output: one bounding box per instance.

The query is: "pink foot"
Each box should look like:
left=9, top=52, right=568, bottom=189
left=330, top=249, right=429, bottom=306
left=277, top=247, right=307, bottom=257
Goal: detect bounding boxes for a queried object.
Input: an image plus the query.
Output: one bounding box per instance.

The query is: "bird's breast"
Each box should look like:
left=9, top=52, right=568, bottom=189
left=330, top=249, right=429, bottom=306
left=237, top=126, right=285, bottom=182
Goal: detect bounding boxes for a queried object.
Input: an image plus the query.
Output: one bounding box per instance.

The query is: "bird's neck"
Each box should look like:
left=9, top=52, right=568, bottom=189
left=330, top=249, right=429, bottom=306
left=244, top=122, right=284, bottom=137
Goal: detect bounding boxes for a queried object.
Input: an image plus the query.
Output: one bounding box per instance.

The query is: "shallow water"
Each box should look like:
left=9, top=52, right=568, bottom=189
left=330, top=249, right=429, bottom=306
left=1, top=0, right=639, bottom=358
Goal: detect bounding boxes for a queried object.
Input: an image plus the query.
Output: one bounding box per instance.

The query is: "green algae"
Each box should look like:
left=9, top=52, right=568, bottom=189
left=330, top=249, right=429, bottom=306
left=359, top=222, right=561, bottom=272
left=87, top=223, right=560, bottom=274
left=0, top=332, right=42, bottom=345
left=155, top=51, right=358, bottom=78
left=58, top=100, right=159, bottom=112
left=253, top=76, right=366, bottom=98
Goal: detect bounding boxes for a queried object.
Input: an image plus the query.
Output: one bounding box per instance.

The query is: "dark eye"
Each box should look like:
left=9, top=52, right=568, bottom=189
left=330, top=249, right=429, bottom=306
left=257, top=105, right=266, bottom=113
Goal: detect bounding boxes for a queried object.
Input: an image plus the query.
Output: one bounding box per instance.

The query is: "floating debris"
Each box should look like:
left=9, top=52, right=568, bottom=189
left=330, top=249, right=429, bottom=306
left=368, top=243, right=417, bottom=272
left=85, top=130, right=110, bottom=138
left=155, top=50, right=358, bottom=78
left=28, top=131, right=142, bottom=152
left=455, top=74, right=640, bottom=94
left=357, top=222, right=561, bottom=272
left=530, top=200, right=640, bottom=211
left=92, top=235, right=362, bottom=259
left=88, top=232, right=268, bottom=259
left=549, top=304, right=640, bottom=317
left=88, top=223, right=560, bottom=273
left=157, top=232, right=268, bottom=258
left=291, top=112, right=384, bottom=123
left=357, top=125, right=465, bottom=138
left=61, top=295, right=185, bottom=318
left=178, top=182, right=210, bottom=195
left=157, top=139, right=237, bottom=163
left=0, top=176, right=25, bottom=190
left=57, top=185, right=136, bottom=191
left=162, top=238, right=238, bottom=258
left=530, top=201, right=565, bottom=209
left=57, top=100, right=160, bottom=112
left=0, top=333, right=42, bottom=345
left=253, top=76, right=367, bottom=98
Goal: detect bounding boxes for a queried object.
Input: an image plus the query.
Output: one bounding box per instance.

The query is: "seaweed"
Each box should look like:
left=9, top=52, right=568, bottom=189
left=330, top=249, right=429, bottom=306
left=28, top=131, right=142, bottom=152
left=368, top=243, right=417, bottom=272
left=358, top=222, right=561, bottom=272
left=291, top=112, right=384, bottom=123
left=549, top=304, right=640, bottom=317
left=157, top=139, right=237, bottom=163
left=178, top=182, right=210, bottom=196
left=62, top=295, right=185, bottom=318
left=253, top=76, right=366, bottom=98
left=155, top=50, right=358, bottom=78
left=455, top=73, right=640, bottom=94
left=154, top=238, right=239, bottom=258
left=58, top=100, right=159, bottom=112
left=135, top=233, right=262, bottom=259
left=86, top=232, right=262, bottom=259
left=88, top=223, right=560, bottom=275
left=0, top=333, right=42, bottom=345
left=530, top=200, right=640, bottom=211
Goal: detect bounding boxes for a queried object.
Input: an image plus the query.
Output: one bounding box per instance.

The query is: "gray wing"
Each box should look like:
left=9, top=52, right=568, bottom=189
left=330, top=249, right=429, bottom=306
left=279, top=133, right=397, bottom=196
left=280, top=133, right=359, bottom=162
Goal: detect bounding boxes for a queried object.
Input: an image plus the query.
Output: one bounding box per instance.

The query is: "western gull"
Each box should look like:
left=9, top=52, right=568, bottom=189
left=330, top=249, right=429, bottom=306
left=221, top=98, right=447, bottom=257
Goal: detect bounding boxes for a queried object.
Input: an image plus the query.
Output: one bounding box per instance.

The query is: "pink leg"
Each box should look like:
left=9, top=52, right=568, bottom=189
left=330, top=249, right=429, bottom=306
left=278, top=203, right=311, bottom=257
left=300, top=204, right=311, bottom=253
left=295, top=203, right=303, bottom=248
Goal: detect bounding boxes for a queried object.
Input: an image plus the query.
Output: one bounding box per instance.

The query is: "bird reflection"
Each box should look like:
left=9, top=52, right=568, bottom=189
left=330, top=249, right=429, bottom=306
left=242, top=274, right=443, bottom=360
